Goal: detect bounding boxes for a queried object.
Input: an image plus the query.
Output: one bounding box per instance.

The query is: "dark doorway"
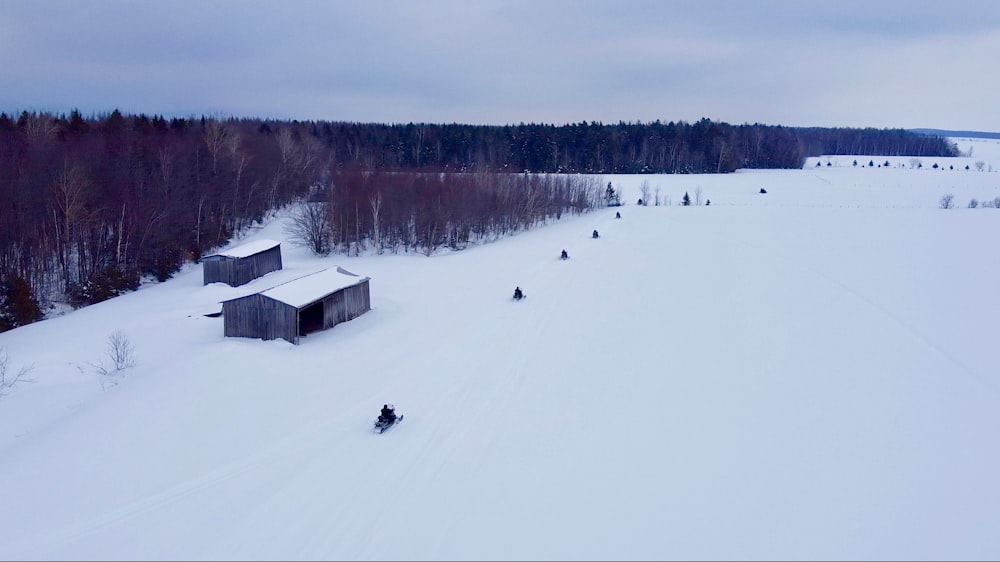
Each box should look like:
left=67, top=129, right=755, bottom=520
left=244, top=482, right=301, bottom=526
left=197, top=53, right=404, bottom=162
left=299, top=301, right=324, bottom=335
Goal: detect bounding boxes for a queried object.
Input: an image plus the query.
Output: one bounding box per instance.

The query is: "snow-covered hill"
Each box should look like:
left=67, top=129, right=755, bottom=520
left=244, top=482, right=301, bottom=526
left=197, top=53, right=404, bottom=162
left=1, top=164, right=998, bottom=560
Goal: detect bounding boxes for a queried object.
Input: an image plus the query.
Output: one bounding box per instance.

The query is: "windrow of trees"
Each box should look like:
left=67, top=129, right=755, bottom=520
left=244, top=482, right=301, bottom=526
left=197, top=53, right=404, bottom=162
left=286, top=170, right=602, bottom=257
left=0, top=109, right=956, bottom=331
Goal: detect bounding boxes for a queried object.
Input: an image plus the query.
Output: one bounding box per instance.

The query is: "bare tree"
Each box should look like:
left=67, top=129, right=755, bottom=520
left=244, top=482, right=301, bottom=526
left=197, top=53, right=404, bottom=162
left=227, top=132, right=253, bottom=233
left=203, top=120, right=229, bottom=175
left=276, top=127, right=297, bottom=170
left=939, top=193, right=955, bottom=209
left=369, top=192, right=384, bottom=254
left=284, top=201, right=333, bottom=255
left=21, top=112, right=58, bottom=141
left=639, top=181, right=651, bottom=206
left=716, top=140, right=728, bottom=173
left=695, top=187, right=703, bottom=206
left=52, top=160, right=89, bottom=284
left=975, top=161, right=986, bottom=171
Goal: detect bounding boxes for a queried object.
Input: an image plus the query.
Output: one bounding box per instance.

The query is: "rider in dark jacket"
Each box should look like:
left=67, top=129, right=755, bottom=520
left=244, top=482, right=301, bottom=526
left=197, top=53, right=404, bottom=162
left=380, top=404, right=396, bottom=424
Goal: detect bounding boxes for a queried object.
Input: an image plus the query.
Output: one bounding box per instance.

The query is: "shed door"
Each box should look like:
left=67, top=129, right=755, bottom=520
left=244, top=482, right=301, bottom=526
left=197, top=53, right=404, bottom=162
left=300, top=301, right=324, bottom=335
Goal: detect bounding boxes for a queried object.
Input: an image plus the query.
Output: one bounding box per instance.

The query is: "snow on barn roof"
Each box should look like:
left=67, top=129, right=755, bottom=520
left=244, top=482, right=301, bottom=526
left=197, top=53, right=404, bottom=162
left=257, top=266, right=368, bottom=308
left=205, top=239, right=281, bottom=259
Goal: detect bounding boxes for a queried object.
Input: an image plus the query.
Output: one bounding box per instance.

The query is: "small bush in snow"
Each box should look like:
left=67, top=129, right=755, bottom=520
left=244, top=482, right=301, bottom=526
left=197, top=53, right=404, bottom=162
left=91, top=330, right=136, bottom=390
left=969, top=199, right=979, bottom=209
left=0, top=347, right=34, bottom=397
left=107, top=330, right=136, bottom=371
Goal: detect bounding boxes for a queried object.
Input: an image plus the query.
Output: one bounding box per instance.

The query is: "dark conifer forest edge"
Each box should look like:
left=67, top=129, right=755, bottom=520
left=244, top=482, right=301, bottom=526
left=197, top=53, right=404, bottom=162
left=0, top=109, right=957, bottom=329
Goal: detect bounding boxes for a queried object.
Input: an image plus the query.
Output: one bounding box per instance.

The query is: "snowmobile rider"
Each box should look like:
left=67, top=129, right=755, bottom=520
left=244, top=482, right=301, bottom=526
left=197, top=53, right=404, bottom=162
left=592, top=229, right=599, bottom=238
left=513, top=286, right=523, bottom=300
left=561, top=249, right=568, bottom=259
left=380, top=404, right=396, bottom=424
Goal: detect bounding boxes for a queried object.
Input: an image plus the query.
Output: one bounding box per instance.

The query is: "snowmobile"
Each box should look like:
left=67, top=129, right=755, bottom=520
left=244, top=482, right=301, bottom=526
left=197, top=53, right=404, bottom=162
left=560, top=250, right=569, bottom=260
left=374, top=404, right=403, bottom=433
left=513, top=287, right=525, bottom=300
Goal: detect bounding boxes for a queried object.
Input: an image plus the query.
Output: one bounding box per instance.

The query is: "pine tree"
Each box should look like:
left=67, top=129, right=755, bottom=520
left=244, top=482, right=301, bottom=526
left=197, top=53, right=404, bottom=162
left=682, top=192, right=691, bottom=206
left=0, top=276, right=42, bottom=332
left=605, top=182, right=620, bottom=206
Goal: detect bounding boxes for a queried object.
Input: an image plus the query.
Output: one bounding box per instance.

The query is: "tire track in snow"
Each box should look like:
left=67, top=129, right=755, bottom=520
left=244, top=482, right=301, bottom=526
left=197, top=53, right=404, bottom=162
left=13, top=399, right=378, bottom=556
left=346, top=217, right=610, bottom=555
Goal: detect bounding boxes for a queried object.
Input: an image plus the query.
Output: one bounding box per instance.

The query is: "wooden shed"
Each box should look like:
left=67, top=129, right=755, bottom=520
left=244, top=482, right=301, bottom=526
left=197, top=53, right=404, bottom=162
left=221, top=266, right=371, bottom=344
left=203, top=239, right=283, bottom=286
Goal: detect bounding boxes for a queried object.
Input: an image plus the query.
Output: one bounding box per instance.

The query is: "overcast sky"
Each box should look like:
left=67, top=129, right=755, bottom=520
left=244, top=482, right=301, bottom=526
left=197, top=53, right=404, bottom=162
left=3, top=0, right=999, bottom=131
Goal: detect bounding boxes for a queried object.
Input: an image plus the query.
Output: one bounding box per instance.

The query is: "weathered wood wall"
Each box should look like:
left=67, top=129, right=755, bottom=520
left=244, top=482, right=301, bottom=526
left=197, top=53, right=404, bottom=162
left=323, top=280, right=371, bottom=329
left=203, top=245, right=283, bottom=286
left=223, top=294, right=298, bottom=342
left=223, top=278, right=371, bottom=344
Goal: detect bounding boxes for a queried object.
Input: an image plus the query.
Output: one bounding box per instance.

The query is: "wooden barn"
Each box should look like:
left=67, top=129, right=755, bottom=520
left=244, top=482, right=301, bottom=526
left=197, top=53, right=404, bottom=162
left=203, top=239, right=283, bottom=286
left=221, top=266, right=371, bottom=344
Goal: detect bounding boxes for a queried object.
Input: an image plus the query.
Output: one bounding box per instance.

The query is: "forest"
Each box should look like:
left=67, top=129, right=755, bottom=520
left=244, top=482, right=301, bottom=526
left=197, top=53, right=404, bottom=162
left=0, top=110, right=956, bottom=331
left=309, top=119, right=956, bottom=173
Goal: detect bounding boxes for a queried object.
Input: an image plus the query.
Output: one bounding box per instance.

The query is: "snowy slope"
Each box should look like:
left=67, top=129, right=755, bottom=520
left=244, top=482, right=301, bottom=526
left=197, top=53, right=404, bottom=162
left=0, top=165, right=998, bottom=561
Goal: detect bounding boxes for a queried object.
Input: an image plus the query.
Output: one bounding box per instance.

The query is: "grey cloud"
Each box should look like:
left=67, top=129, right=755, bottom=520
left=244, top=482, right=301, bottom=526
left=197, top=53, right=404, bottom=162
left=2, top=0, right=999, bottom=130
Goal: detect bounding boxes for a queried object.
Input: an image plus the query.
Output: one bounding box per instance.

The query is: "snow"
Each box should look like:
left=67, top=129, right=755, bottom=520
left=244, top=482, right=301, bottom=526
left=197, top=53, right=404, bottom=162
left=204, top=238, right=281, bottom=259
left=251, top=267, right=367, bottom=309
left=1, top=152, right=999, bottom=560
left=802, top=137, right=1000, bottom=172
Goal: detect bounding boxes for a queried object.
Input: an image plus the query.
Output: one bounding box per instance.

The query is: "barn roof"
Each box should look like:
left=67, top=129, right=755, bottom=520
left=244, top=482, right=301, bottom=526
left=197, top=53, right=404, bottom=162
left=257, top=266, right=368, bottom=308
left=205, top=239, right=281, bottom=259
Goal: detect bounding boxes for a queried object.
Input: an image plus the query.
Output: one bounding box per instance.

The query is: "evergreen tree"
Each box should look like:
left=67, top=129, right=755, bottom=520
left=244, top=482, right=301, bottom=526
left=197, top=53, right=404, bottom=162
left=0, top=276, right=42, bottom=332
left=605, top=182, right=620, bottom=206
left=682, top=192, right=691, bottom=206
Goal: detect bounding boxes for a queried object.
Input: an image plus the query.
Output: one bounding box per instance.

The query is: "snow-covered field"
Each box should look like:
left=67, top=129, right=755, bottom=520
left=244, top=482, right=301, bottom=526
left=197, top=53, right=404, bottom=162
left=1, top=147, right=999, bottom=560
left=802, top=136, right=1000, bottom=172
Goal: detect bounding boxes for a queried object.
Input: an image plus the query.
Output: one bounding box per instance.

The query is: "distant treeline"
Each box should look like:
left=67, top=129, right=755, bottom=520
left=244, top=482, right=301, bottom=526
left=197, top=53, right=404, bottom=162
left=0, top=110, right=956, bottom=331
left=909, top=128, right=1000, bottom=141
left=309, top=118, right=957, bottom=173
